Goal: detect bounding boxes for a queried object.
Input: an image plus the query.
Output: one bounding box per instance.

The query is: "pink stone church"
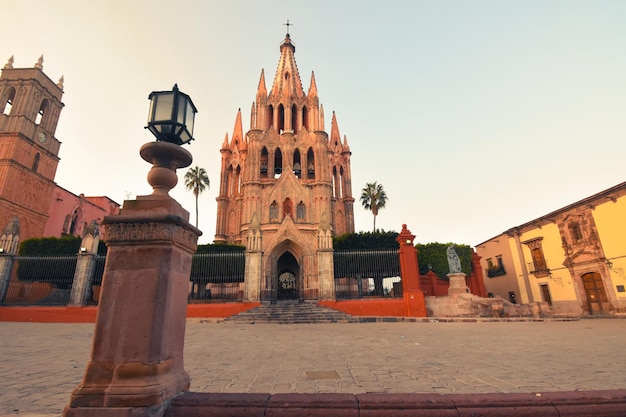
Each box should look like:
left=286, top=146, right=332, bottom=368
left=214, top=33, right=355, bottom=302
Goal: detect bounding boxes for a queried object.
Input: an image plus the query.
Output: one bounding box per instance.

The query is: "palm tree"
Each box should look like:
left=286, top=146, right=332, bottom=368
left=360, top=181, right=388, bottom=232
left=184, top=166, right=210, bottom=228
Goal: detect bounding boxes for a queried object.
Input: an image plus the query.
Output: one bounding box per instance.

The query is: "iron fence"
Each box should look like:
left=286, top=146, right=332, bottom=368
left=4, top=255, right=78, bottom=305
left=189, top=252, right=245, bottom=302
left=333, top=249, right=403, bottom=299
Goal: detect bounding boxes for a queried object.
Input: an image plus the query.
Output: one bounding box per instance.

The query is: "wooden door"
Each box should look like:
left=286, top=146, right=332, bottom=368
left=582, top=272, right=609, bottom=314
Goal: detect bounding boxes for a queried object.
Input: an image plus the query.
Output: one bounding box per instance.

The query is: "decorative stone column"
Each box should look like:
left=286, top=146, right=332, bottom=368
left=244, top=213, right=262, bottom=301
left=396, top=224, right=427, bottom=317
left=64, top=141, right=201, bottom=417
left=68, top=253, right=97, bottom=306
left=317, top=212, right=335, bottom=300
left=0, top=253, right=15, bottom=304
left=447, top=272, right=470, bottom=296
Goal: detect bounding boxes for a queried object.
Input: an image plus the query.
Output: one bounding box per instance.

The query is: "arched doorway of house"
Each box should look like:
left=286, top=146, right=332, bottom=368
left=582, top=272, right=610, bottom=314
left=276, top=252, right=299, bottom=300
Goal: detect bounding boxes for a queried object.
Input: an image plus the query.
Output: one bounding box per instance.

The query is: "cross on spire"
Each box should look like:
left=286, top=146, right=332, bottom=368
left=283, top=19, right=293, bottom=35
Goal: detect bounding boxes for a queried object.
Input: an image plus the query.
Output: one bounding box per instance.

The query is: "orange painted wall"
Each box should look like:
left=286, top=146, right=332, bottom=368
left=0, top=303, right=262, bottom=323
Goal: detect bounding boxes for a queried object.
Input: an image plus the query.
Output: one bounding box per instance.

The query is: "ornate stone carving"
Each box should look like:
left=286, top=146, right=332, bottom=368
left=104, top=220, right=198, bottom=251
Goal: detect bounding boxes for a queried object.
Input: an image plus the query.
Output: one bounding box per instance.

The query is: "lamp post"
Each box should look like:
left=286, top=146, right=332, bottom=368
left=142, top=84, right=197, bottom=196
left=64, top=85, right=202, bottom=417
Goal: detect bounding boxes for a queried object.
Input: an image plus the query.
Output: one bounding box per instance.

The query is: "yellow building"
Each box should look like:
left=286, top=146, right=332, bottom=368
left=476, top=182, right=626, bottom=316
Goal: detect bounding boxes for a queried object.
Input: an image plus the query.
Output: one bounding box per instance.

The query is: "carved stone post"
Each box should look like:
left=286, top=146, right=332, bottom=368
left=0, top=253, right=15, bottom=304
left=68, top=253, right=97, bottom=306
left=396, top=224, right=427, bottom=317
left=317, top=212, right=335, bottom=300
left=64, top=142, right=201, bottom=417
left=244, top=213, right=262, bottom=301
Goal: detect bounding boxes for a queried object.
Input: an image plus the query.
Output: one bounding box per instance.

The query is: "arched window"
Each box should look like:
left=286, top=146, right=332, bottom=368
left=235, top=165, right=241, bottom=195
left=296, top=201, right=306, bottom=221
left=277, top=104, right=285, bottom=133
left=307, top=147, right=315, bottom=179
left=293, top=149, right=301, bottom=178
left=274, top=147, right=283, bottom=177
left=270, top=201, right=279, bottom=222
left=2, top=87, right=15, bottom=115
left=332, top=166, right=337, bottom=197
left=291, top=104, right=298, bottom=133
left=339, top=166, right=344, bottom=198
left=283, top=198, right=293, bottom=219
left=32, top=153, right=40, bottom=172
left=267, top=105, right=274, bottom=131
left=226, top=166, right=233, bottom=196
left=302, top=106, right=309, bottom=131
left=260, top=147, right=269, bottom=178
left=36, top=99, right=48, bottom=125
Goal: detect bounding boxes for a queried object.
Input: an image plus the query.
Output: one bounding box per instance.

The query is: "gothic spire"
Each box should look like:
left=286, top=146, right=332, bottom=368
left=232, top=108, right=244, bottom=147
left=270, top=33, right=305, bottom=99
left=256, top=69, right=267, bottom=97
left=308, top=71, right=318, bottom=98
left=330, top=111, right=341, bottom=145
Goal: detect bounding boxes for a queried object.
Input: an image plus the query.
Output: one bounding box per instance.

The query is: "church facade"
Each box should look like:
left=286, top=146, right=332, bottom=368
left=214, top=33, right=355, bottom=302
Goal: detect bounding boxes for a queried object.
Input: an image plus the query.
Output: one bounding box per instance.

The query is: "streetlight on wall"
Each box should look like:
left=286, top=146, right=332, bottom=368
left=141, top=84, right=197, bottom=197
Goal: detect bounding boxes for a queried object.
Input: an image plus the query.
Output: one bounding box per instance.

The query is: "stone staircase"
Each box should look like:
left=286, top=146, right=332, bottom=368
left=223, top=301, right=359, bottom=324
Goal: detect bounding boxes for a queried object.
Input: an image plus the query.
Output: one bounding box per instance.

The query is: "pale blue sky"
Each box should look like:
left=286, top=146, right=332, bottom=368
left=3, top=0, right=625, bottom=245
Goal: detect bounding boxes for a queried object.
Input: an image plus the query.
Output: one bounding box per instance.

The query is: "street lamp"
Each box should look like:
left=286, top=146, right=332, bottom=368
left=141, top=84, right=197, bottom=197
left=145, top=84, right=197, bottom=145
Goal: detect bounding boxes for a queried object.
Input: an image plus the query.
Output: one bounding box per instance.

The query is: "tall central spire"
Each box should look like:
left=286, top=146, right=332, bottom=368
left=270, top=32, right=305, bottom=99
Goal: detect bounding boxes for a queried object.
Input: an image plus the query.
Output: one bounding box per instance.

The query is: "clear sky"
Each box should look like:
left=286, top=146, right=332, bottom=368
left=3, top=0, right=625, bottom=246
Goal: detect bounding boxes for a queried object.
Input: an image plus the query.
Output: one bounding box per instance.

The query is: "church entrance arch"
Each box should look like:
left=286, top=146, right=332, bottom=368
left=276, top=252, right=299, bottom=300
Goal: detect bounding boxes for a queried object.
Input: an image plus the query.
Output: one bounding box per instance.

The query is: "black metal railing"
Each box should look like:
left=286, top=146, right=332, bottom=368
left=333, top=249, right=402, bottom=299
left=189, top=252, right=246, bottom=302
left=5, top=255, right=78, bottom=305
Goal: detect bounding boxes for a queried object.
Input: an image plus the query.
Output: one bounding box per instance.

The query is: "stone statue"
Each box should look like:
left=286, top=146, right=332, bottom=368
left=4, top=55, right=14, bottom=69
left=446, top=245, right=462, bottom=274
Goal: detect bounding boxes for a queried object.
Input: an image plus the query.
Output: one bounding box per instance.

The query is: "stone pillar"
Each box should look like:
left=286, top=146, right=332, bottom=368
left=64, top=141, right=201, bottom=417
left=447, top=273, right=470, bottom=296
left=244, top=213, right=262, bottom=301
left=0, top=253, right=15, bottom=304
left=317, top=214, right=335, bottom=300
left=68, top=253, right=97, bottom=306
left=317, top=248, right=335, bottom=300
left=396, top=224, right=427, bottom=317
left=245, top=251, right=262, bottom=301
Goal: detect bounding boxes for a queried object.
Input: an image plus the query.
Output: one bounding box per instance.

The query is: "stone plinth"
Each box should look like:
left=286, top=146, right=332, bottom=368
left=64, top=196, right=201, bottom=417
left=447, top=272, right=470, bottom=296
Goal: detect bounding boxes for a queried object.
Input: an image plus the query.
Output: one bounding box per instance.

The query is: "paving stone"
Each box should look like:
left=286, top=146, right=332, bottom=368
left=1, top=319, right=626, bottom=416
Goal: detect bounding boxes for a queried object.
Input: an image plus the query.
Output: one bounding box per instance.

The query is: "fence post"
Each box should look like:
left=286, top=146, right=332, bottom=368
left=0, top=253, right=15, bottom=304
left=396, top=224, right=427, bottom=317
left=68, top=253, right=97, bottom=306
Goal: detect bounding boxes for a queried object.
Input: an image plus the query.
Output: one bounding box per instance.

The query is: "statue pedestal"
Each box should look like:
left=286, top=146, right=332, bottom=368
left=447, top=273, right=470, bottom=297
left=64, top=196, right=201, bottom=417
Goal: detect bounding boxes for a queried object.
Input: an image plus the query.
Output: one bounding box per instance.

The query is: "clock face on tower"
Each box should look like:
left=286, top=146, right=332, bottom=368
left=38, top=132, right=47, bottom=144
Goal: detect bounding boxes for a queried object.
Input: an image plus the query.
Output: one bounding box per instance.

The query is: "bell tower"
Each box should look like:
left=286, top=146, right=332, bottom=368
left=0, top=56, right=64, bottom=240
left=214, top=31, right=355, bottom=301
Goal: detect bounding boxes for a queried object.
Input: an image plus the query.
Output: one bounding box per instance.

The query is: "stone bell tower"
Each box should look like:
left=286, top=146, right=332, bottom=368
left=214, top=31, right=355, bottom=302
left=0, top=56, right=64, bottom=241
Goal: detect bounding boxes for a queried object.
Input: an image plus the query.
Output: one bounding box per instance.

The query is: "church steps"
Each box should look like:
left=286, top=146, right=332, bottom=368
left=223, top=301, right=358, bottom=324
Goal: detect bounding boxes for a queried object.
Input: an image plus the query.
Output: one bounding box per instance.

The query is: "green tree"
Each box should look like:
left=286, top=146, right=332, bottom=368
left=360, top=181, right=388, bottom=232
left=184, top=166, right=210, bottom=228
left=416, top=242, right=473, bottom=278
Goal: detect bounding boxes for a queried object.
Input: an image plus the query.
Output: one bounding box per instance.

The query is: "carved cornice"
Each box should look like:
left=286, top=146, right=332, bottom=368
left=102, top=214, right=200, bottom=252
